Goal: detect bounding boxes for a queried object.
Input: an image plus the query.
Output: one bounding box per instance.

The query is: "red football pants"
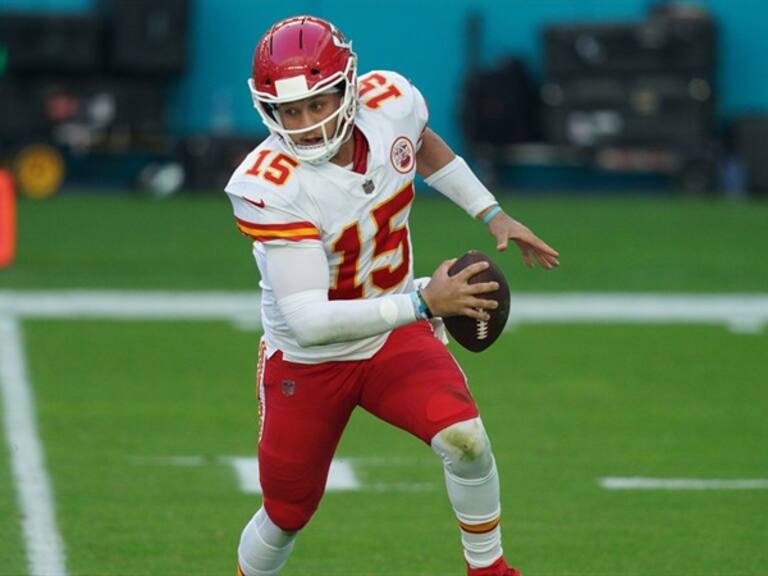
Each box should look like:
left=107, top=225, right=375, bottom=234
left=255, top=320, right=479, bottom=531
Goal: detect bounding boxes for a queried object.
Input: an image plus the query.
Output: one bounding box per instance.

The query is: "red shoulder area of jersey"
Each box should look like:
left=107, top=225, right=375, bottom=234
left=235, top=217, right=321, bottom=243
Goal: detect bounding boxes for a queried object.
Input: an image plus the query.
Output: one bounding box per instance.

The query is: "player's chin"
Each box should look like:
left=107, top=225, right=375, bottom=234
left=296, top=140, right=325, bottom=150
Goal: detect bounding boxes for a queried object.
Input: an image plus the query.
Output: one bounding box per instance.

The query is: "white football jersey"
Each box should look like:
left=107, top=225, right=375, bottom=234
left=226, top=70, right=429, bottom=363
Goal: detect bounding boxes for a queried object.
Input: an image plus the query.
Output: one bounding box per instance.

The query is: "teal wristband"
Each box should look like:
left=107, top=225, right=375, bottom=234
left=411, top=289, right=433, bottom=319
left=481, top=206, right=502, bottom=224
left=410, top=291, right=426, bottom=319
left=417, top=289, right=434, bottom=319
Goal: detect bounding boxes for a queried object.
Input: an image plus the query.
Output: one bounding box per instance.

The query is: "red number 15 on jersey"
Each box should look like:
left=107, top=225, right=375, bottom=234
left=330, top=182, right=414, bottom=300
left=358, top=73, right=402, bottom=110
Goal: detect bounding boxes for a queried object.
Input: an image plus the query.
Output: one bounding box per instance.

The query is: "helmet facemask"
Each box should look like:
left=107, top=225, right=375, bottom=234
left=249, top=53, right=358, bottom=165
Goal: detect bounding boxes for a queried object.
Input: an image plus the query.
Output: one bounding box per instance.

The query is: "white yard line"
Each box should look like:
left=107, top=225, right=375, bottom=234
left=1, top=290, right=767, bottom=331
left=508, top=294, right=768, bottom=332
left=599, top=477, right=768, bottom=490
left=132, top=455, right=435, bottom=494
left=228, top=457, right=361, bottom=494
left=0, top=315, right=68, bottom=576
left=0, top=290, right=261, bottom=321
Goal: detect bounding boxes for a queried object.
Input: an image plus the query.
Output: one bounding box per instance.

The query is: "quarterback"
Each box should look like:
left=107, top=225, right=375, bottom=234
left=225, top=15, right=559, bottom=576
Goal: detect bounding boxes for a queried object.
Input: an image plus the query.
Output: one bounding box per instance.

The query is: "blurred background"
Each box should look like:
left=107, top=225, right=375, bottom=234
left=1, top=0, right=768, bottom=199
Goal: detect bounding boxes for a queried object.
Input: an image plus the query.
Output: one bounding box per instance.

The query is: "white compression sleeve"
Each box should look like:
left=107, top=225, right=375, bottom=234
left=423, top=156, right=498, bottom=218
left=278, top=289, right=417, bottom=347
left=265, top=244, right=419, bottom=347
left=431, top=418, right=503, bottom=568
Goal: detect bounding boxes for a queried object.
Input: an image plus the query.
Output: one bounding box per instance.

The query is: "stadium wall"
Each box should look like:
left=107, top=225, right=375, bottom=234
left=4, top=0, right=767, bottom=152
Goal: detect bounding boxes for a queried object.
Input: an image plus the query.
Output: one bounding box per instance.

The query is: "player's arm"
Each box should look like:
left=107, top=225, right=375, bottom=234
left=266, top=244, right=495, bottom=346
left=267, top=243, right=415, bottom=346
left=416, top=128, right=560, bottom=269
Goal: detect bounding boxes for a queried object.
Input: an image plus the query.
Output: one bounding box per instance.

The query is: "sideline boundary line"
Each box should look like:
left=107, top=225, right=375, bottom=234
left=0, top=316, right=67, bottom=576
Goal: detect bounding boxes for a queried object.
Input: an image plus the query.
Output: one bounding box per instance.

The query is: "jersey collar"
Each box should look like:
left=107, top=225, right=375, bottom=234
left=351, top=126, right=369, bottom=174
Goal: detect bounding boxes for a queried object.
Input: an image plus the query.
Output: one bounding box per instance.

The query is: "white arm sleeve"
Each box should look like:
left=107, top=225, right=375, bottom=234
left=423, top=156, right=498, bottom=218
left=265, top=244, right=418, bottom=347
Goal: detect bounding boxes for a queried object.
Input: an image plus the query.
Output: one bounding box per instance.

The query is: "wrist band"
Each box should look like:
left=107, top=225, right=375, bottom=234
left=417, top=289, right=434, bottom=319
left=410, top=291, right=425, bottom=319
left=411, top=289, right=433, bottom=319
left=481, top=206, right=502, bottom=224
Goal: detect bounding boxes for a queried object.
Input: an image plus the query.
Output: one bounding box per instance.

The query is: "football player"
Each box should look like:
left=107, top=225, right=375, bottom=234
left=226, top=15, right=559, bottom=576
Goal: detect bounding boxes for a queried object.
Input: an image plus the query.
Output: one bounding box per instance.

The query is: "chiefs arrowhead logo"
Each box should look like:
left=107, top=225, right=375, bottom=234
left=390, top=136, right=415, bottom=174
left=329, top=24, right=351, bottom=49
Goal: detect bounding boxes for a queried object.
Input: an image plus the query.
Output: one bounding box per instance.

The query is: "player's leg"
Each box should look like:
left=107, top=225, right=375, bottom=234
left=360, top=321, right=518, bottom=575
left=432, top=418, right=519, bottom=576
left=237, top=507, right=296, bottom=576
left=237, top=345, right=362, bottom=576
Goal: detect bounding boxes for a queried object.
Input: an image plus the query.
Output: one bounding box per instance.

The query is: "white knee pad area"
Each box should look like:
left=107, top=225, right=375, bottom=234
left=432, top=418, right=500, bottom=522
left=431, top=417, right=494, bottom=480
left=432, top=418, right=503, bottom=566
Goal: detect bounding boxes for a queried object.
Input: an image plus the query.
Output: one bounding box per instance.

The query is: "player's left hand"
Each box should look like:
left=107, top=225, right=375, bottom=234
left=487, top=210, right=560, bottom=269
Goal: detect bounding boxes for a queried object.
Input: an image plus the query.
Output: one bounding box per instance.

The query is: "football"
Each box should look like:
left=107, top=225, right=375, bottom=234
left=442, top=250, right=510, bottom=352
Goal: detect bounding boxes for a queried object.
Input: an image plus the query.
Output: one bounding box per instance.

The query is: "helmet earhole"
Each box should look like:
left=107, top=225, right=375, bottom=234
left=311, top=68, right=320, bottom=75
left=265, top=79, right=272, bottom=85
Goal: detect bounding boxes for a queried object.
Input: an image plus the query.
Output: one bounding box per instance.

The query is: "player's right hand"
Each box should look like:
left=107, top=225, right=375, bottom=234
left=419, top=259, right=499, bottom=321
left=487, top=211, right=560, bottom=269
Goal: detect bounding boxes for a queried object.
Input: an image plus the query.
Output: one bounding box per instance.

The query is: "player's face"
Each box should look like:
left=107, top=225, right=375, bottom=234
left=276, top=93, right=343, bottom=147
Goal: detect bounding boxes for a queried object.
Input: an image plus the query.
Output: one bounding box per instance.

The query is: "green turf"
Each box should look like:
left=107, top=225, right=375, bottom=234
left=5, top=319, right=766, bottom=576
left=2, top=193, right=768, bottom=291
left=15, top=320, right=260, bottom=575
left=1, top=193, right=767, bottom=575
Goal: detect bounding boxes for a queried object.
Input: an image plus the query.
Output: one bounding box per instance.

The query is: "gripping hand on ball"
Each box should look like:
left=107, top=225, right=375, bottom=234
left=419, top=260, right=499, bottom=321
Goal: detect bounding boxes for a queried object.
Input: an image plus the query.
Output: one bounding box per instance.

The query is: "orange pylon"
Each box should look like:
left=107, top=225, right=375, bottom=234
left=0, top=170, right=16, bottom=269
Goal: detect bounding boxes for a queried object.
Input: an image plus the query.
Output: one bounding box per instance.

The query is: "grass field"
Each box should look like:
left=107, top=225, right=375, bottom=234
left=1, top=193, right=767, bottom=576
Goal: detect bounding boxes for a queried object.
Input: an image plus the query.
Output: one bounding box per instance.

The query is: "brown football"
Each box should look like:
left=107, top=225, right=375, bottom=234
left=442, top=250, right=510, bottom=352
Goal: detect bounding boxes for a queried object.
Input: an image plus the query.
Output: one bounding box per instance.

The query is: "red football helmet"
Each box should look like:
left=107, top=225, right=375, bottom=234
left=249, top=16, right=358, bottom=164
